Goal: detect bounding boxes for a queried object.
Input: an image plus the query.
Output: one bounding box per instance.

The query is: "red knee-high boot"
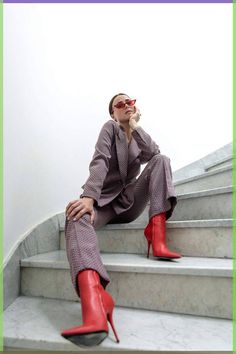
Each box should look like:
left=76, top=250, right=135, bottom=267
left=144, top=213, right=182, bottom=259
left=61, top=269, right=119, bottom=347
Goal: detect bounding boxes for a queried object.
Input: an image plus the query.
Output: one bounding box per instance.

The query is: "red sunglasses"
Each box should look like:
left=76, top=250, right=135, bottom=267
left=114, top=99, right=136, bottom=109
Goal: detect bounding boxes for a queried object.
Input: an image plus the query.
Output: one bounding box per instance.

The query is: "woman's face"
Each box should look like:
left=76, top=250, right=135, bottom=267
left=112, top=94, right=136, bottom=124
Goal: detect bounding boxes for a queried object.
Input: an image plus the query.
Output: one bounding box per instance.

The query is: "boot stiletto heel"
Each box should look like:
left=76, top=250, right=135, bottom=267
left=146, top=240, right=151, bottom=258
left=144, top=224, right=152, bottom=258
left=107, top=309, right=120, bottom=343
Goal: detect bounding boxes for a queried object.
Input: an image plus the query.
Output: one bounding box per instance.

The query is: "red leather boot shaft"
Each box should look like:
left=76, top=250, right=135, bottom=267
left=144, top=213, right=181, bottom=259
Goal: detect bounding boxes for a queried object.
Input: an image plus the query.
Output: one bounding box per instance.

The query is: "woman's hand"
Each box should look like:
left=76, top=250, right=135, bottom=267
left=66, top=197, right=95, bottom=224
left=129, top=106, right=141, bottom=130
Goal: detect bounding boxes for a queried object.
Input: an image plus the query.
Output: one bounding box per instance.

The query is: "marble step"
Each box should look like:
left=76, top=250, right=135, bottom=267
left=60, top=219, right=232, bottom=259
left=205, top=156, right=232, bottom=172
left=4, top=296, right=232, bottom=351
left=169, top=185, right=232, bottom=222
left=174, top=165, right=232, bottom=194
left=124, top=186, right=232, bottom=224
left=20, top=251, right=232, bottom=319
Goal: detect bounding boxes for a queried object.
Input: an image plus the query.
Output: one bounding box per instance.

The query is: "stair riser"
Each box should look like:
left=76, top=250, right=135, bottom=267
left=60, top=227, right=232, bottom=258
left=170, top=193, right=231, bottom=221
left=20, top=267, right=232, bottom=319
left=174, top=169, right=232, bottom=194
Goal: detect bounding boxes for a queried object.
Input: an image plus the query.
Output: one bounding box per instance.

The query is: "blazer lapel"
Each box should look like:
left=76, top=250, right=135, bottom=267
left=128, top=138, right=141, bottom=165
left=115, top=125, right=128, bottom=184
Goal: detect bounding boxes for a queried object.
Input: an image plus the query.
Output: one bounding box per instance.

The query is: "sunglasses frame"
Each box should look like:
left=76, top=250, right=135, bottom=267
left=113, top=99, right=136, bottom=109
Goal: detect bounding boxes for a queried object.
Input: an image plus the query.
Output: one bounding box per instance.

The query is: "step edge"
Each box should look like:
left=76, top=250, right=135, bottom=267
left=177, top=185, right=232, bottom=199
left=204, top=155, right=233, bottom=170
left=59, top=218, right=233, bottom=231
left=174, top=165, right=232, bottom=186
left=20, top=253, right=233, bottom=277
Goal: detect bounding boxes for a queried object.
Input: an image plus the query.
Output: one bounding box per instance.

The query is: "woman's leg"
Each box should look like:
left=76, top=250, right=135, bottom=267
left=110, top=154, right=180, bottom=259
left=65, top=204, right=117, bottom=297
left=62, top=205, right=120, bottom=347
left=110, top=154, right=177, bottom=223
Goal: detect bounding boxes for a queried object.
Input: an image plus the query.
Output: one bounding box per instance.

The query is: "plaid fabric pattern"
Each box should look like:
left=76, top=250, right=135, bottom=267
left=65, top=121, right=177, bottom=297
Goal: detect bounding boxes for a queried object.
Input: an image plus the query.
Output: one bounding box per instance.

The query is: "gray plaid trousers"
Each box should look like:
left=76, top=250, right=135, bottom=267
left=65, top=154, right=177, bottom=297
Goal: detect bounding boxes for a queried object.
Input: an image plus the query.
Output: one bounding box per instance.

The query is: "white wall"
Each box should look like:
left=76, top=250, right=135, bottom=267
left=4, top=3, right=232, bottom=258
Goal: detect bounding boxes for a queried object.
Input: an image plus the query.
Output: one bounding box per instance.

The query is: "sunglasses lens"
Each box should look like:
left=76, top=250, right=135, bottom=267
left=115, top=102, right=125, bottom=109
left=126, top=99, right=136, bottom=106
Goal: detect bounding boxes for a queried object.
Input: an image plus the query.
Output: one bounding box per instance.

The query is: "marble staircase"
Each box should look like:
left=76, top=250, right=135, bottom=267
left=3, top=149, right=233, bottom=351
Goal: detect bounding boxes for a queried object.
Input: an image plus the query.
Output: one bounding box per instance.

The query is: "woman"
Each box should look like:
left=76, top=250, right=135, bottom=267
left=61, top=93, right=181, bottom=347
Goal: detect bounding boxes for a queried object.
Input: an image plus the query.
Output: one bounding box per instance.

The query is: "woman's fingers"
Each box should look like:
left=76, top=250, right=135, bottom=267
left=66, top=202, right=94, bottom=223
left=90, top=209, right=95, bottom=225
left=66, top=200, right=82, bottom=216
left=66, top=198, right=95, bottom=223
left=65, top=200, right=78, bottom=214
left=70, top=207, right=95, bottom=222
left=130, top=106, right=141, bottom=123
left=71, top=208, right=86, bottom=221
left=67, top=204, right=84, bottom=220
left=134, top=109, right=141, bottom=122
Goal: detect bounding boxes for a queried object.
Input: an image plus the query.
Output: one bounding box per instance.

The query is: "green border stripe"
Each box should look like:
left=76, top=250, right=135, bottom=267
left=232, top=2, right=235, bottom=353
left=0, top=0, right=3, bottom=351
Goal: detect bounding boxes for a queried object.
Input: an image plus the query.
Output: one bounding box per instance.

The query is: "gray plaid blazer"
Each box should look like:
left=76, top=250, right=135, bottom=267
left=81, top=119, right=160, bottom=214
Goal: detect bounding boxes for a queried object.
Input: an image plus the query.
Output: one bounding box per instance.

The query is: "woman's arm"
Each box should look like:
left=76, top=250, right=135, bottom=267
left=129, top=113, right=160, bottom=164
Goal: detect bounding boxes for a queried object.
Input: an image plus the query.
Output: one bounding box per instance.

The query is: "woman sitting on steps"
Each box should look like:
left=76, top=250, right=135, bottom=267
left=61, top=93, right=181, bottom=347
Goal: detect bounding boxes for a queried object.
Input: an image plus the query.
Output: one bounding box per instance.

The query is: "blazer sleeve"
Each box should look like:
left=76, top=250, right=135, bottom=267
left=80, top=120, right=115, bottom=203
left=131, top=126, right=160, bottom=164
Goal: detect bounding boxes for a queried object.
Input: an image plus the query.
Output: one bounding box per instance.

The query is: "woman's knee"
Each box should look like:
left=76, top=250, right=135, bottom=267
left=149, top=154, right=170, bottom=164
left=65, top=213, right=93, bottom=237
